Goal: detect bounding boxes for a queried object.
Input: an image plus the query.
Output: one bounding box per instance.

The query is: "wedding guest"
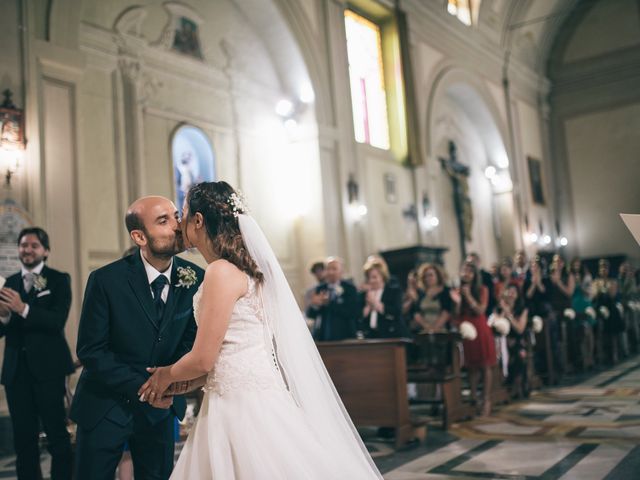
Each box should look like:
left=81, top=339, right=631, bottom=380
left=569, top=257, right=595, bottom=370
left=593, top=259, right=624, bottom=363
left=451, top=261, right=496, bottom=416
left=493, top=257, right=518, bottom=304
left=467, top=252, right=496, bottom=315
left=0, top=227, right=74, bottom=480
left=358, top=258, right=405, bottom=338
left=410, top=263, right=453, bottom=333
left=498, top=285, right=529, bottom=398
left=513, top=249, right=530, bottom=288
left=524, top=256, right=560, bottom=379
left=402, top=269, right=420, bottom=318
left=303, top=260, right=326, bottom=312
left=306, top=257, right=359, bottom=341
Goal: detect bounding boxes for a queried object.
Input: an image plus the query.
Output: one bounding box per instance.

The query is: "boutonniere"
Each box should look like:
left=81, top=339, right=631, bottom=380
left=334, top=285, right=344, bottom=297
left=176, top=266, right=197, bottom=288
left=33, top=274, right=48, bottom=292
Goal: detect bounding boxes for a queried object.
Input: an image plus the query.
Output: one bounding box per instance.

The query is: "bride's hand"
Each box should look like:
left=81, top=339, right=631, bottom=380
left=138, top=366, right=173, bottom=403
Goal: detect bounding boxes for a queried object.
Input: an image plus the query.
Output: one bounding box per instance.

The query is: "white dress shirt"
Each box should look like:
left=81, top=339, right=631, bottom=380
left=369, top=288, right=383, bottom=330
left=140, top=251, right=172, bottom=303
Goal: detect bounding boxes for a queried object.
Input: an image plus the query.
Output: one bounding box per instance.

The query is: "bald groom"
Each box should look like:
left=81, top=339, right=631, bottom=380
left=70, top=196, right=204, bottom=480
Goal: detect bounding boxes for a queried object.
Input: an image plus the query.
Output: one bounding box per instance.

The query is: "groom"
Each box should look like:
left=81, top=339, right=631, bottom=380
left=70, top=196, right=204, bottom=480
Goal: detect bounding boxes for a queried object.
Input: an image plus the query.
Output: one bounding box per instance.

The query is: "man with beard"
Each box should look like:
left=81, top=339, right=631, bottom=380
left=71, top=196, right=204, bottom=480
left=0, top=227, right=74, bottom=480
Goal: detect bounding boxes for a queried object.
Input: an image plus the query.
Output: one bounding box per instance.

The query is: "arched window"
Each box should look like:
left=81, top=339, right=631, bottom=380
left=171, top=125, right=216, bottom=209
left=447, top=0, right=481, bottom=26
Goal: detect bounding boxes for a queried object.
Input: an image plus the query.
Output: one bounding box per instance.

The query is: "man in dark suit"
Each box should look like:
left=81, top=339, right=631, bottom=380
left=70, top=196, right=204, bottom=480
left=306, top=257, right=359, bottom=341
left=0, top=227, right=74, bottom=480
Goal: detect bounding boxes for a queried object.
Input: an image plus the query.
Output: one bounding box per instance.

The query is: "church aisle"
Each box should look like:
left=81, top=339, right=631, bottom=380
left=381, top=356, right=640, bottom=480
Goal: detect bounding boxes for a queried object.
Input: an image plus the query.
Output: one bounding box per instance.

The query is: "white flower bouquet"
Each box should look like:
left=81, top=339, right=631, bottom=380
left=459, top=321, right=478, bottom=341
left=532, top=315, right=543, bottom=333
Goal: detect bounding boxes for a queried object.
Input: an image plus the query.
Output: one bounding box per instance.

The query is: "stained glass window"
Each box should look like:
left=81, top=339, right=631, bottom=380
left=344, top=10, right=390, bottom=150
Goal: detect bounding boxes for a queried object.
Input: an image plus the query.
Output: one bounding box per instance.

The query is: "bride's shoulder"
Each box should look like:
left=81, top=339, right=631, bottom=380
left=204, top=259, right=247, bottom=294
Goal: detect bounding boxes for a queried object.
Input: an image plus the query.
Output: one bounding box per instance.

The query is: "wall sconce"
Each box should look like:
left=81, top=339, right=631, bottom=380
left=419, top=192, right=439, bottom=231
left=346, top=174, right=367, bottom=219
left=402, top=204, right=417, bottom=221
left=0, top=89, right=25, bottom=187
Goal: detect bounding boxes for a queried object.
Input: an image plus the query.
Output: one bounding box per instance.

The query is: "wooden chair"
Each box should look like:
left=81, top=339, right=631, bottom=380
left=407, top=332, right=474, bottom=429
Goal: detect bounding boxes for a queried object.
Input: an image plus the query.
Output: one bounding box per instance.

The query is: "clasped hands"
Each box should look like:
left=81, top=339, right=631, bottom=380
left=0, top=288, right=26, bottom=316
left=138, top=366, right=190, bottom=409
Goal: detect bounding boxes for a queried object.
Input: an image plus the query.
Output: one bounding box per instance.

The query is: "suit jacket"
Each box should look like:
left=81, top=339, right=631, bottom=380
left=306, top=280, right=359, bottom=341
left=70, top=253, right=204, bottom=430
left=0, top=265, right=75, bottom=385
left=358, top=284, right=407, bottom=338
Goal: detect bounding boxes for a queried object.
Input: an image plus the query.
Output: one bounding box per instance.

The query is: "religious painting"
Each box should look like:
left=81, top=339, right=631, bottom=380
left=527, top=156, right=546, bottom=205
left=384, top=173, right=397, bottom=203
left=0, top=106, right=25, bottom=150
left=172, top=17, right=203, bottom=59
left=171, top=125, right=215, bottom=209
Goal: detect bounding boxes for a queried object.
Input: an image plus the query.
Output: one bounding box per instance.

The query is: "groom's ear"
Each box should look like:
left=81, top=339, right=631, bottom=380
left=130, top=229, right=147, bottom=247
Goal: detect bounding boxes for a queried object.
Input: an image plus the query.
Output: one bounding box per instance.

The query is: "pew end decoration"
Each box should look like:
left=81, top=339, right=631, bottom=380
left=563, top=308, right=576, bottom=320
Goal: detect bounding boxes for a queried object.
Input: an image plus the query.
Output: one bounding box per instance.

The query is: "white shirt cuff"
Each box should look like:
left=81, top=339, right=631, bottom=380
left=20, top=304, right=29, bottom=319
left=0, top=314, right=9, bottom=325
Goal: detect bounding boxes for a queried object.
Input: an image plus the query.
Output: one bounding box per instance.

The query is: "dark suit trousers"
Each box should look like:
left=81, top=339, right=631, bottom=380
left=4, top=351, right=72, bottom=480
left=74, top=409, right=175, bottom=480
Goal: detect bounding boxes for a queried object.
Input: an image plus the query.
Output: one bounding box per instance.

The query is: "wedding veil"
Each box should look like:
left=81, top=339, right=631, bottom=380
left=238, top=214, right=382, bottom=478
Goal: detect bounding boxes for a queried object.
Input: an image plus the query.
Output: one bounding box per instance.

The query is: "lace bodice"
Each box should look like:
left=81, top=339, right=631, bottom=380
left=193, top=276, right=285, bottom=396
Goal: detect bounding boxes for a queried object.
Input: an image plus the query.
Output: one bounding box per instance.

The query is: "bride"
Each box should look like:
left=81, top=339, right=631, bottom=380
left=138, top=181, right=382, bottom=479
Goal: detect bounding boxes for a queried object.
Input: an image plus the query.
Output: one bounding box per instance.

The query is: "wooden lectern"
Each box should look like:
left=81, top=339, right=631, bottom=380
left=317, top=339, right=414, bottom=449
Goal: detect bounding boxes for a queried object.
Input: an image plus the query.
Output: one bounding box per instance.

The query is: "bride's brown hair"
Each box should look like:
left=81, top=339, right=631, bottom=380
left=186, top=181, right=264, bottom=284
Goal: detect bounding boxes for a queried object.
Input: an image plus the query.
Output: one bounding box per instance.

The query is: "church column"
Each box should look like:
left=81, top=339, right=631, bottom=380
left=117, top=57, right=147, bottom=203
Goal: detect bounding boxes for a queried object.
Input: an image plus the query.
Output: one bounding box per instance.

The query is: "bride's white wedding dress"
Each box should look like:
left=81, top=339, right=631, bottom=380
left=170, top=276, right=375, bottom=479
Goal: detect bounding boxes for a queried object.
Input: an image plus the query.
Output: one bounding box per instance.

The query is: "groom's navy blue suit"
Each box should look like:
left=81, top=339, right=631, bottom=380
left=70, top=251, right=203, bottom=480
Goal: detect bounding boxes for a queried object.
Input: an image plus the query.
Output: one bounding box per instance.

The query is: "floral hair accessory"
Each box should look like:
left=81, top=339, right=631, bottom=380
left=228, top=191, right=248, bottom=217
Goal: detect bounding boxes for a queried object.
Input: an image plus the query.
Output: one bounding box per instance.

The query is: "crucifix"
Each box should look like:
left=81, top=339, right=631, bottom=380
left=439, top=141, right=473, bottom=259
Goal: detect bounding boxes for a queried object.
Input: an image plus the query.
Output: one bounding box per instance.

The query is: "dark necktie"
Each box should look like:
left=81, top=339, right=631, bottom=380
left=151, top=276, right=168, bottom=322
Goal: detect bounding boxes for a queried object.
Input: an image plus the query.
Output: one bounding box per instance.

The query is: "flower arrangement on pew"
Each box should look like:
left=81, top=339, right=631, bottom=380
left=563, top=308, right=576, bottom=320
left=599, top=306, right=610, bottom=319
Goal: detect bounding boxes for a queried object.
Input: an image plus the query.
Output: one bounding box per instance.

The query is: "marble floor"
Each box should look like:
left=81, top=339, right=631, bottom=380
left=0, top=357, right=638, bottom=479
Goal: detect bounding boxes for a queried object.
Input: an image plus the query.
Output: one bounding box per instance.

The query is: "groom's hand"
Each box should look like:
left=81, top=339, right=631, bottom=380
left=150, top=395, right=173, bottom=409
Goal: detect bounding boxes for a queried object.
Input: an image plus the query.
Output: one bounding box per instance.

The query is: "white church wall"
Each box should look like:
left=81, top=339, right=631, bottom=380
left=550, top=0, right=640, bottom=264
left=564, top=104, right=640, bottom=260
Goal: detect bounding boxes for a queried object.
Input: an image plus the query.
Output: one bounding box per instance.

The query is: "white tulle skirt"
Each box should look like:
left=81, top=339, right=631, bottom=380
left=170, top=387, right=363, bottom=479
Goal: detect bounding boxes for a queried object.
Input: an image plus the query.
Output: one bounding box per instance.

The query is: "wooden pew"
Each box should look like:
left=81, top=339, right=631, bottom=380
left=407, top=333, right=474, bottom=429
left=317, top=339, right=415, bottom=449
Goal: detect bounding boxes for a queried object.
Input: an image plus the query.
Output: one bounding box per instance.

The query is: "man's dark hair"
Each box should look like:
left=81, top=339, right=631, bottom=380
left=125, top=211, right=145, bottom=234
left=18, top=227, right=50, bottom=251
left=310, top=261, right=325, bottom=274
